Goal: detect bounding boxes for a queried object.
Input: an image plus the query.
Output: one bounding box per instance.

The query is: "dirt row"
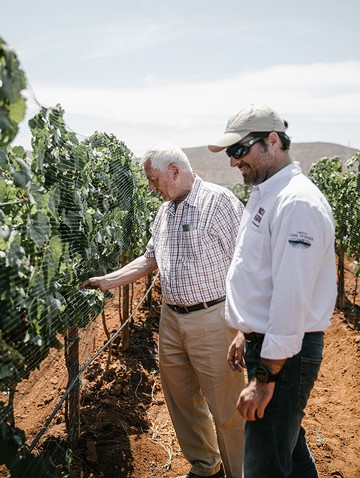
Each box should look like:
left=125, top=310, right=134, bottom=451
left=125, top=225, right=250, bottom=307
left=2, top=277, right=360, bottom=478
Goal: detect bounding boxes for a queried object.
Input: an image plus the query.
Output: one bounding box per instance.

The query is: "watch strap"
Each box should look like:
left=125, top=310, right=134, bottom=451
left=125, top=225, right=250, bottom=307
left=255, top=363, right=279, bottom=383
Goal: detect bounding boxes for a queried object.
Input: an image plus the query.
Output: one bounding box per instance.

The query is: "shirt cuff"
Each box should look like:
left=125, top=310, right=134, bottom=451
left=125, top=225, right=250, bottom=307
left=261, top=333, right=303, bottom=360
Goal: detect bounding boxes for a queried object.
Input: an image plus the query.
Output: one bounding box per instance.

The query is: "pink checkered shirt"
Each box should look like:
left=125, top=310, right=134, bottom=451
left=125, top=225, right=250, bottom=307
left=144, top=175, right=243, bottom=305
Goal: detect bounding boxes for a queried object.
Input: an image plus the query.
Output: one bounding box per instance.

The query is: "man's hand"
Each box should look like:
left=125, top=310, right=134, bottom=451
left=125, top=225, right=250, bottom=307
left=237, top=379, right=275, bottom=420
left=81, top=277, right=107, bottom=292
left=227, top=331, right=246, bottom=372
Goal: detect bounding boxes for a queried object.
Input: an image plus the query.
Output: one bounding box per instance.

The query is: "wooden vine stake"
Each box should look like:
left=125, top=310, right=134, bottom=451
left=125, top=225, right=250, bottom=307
left=101, top=309, right=112, bottom=373
left=121, top=284, right=130, bottom=351
left=65, top=326, right=80, bottom=447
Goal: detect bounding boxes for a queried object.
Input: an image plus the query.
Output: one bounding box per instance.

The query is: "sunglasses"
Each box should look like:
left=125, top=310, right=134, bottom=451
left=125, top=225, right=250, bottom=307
left=225, top=137, right=264, bottom=160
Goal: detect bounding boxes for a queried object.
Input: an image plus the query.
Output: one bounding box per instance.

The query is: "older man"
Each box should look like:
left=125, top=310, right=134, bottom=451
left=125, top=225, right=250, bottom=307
left=82, top=143, right=245, bottom=478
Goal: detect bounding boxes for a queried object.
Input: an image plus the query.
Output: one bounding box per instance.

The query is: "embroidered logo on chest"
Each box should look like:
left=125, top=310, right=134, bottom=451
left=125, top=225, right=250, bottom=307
left=252, top=207, right=266, bottom=228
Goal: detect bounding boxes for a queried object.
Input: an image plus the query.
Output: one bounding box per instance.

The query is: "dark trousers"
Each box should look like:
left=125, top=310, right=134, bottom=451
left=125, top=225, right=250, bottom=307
left=243, top=332, right=324, bottom=478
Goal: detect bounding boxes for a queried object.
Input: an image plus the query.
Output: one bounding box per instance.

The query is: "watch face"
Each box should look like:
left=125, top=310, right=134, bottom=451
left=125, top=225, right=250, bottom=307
left=255, top=365, right=268, bottom=383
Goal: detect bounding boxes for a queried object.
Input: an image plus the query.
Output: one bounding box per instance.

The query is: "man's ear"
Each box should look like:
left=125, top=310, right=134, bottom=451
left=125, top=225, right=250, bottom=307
left=169, top=163, right=179, bottom=179
left=267, top=131, right=281, bottom=150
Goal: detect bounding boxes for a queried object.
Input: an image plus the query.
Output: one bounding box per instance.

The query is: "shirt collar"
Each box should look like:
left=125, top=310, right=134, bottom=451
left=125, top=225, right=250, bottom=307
left=257, top=162, right=302, bottom=199
left=165, top=174, right=201, bottom=215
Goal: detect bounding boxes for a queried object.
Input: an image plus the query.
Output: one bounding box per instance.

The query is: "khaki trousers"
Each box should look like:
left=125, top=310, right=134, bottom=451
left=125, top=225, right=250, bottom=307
left=159, top=301, right=244, bottom=478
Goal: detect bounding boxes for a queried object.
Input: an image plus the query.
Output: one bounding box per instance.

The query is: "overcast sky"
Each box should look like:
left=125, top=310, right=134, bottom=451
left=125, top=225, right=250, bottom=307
left=2, top=0, right=360, bottom=156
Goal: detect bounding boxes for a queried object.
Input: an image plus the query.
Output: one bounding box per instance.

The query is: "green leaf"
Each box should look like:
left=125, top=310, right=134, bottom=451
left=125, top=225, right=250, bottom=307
left=48, top=235, right=62, bottom=263
left=9, top=96, right=26, bottom=124
left=62, top=210, right=80, bottom=231
left=0, top=362, right=16, bottom=380
left=12, top=157, right=31, bottom=189
left=0, top=107, right=11, bottom=130
left=48, top=185, right=60, bottom=215
left=0, top=146, right=9, bottom=168
left=0, top=421, right=25, bottom=465
left=0, top=224, right=10, bottom=240
left=0, top=180, right=7, bottom=202
left=43, top=235, right=62, bottom=287
left=27, top=211, right=50, bottom=248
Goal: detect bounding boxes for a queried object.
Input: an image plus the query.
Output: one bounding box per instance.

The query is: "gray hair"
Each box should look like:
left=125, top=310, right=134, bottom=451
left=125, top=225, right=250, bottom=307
left=140, top=143, right=193, bottom=173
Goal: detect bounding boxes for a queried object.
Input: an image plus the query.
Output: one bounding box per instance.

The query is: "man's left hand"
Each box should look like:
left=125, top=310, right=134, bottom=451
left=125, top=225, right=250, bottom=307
left=236, top=379, right=275, bottom=420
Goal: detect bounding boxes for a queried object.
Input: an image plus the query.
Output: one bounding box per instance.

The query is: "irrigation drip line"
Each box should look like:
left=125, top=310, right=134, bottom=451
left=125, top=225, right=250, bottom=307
left=29, top=271, right=159, bottom=451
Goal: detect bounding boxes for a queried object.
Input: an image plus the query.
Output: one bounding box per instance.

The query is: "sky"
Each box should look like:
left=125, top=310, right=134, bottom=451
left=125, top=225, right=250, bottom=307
left=2, top=0, right=360, bottom=156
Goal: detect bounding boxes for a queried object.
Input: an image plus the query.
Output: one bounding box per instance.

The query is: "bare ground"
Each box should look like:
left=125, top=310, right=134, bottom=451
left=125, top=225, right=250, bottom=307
left=2, top=270, right=360, bottom=478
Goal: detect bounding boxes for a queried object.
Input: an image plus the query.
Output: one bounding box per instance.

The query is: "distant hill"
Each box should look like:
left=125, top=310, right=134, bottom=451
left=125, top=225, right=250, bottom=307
left=183, top=142, right=359, bottom=185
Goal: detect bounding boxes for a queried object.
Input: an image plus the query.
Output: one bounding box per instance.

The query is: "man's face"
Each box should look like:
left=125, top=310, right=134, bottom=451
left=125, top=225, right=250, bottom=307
left=144, top=161, right=174, bottom=201
left=227, top=135, right=274, bottom=185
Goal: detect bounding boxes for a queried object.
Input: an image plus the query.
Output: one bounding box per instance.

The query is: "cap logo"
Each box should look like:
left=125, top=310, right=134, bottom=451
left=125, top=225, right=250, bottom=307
left=226, top=117, right=235, bottom=129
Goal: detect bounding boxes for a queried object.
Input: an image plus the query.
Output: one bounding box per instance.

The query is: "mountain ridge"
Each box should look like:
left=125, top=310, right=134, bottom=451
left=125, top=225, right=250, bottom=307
left=183, top=142, right=359, bottom=185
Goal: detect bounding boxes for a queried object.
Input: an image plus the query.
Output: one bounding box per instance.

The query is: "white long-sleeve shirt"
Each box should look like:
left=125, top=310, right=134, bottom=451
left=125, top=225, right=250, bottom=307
left=226, top=162, right=337, bottom=359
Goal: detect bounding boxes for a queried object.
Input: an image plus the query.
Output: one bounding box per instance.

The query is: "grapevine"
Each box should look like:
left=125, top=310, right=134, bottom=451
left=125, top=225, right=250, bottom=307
left=1, top=98, right=159, bottom=476
left=309, top=153, right=360, bottom=307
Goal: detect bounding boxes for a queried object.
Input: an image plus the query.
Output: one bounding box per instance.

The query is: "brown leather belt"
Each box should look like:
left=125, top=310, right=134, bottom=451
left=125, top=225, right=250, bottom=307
left=244, top=332, right=265, bottom=343
left=166, top=296, right=226, bottom=314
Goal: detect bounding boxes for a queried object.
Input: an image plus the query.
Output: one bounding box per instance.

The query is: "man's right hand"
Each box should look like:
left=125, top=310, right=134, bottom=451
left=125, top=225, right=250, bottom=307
left=81, top=277, right=107, bottom=292
left=227, top=331, right=246, bottom=372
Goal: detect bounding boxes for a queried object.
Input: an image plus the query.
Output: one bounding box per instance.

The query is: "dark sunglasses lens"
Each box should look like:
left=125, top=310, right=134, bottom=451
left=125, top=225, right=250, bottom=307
left=226, top=144, right=245, bottom=159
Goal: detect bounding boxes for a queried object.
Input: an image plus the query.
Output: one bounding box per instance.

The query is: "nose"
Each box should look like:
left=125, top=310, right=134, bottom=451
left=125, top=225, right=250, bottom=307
left=230, top=156, right=240, bottom=168
left=148, top=183, right=156, bottom=192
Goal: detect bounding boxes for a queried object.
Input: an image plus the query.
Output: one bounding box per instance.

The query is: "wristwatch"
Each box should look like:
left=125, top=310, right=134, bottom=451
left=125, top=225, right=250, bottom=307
left=255, top=363, right=279, bottom=383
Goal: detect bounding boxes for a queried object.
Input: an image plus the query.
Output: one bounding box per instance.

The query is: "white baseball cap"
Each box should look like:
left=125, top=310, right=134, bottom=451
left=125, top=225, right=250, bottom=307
left=208, top=104, right=287, bottom=152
